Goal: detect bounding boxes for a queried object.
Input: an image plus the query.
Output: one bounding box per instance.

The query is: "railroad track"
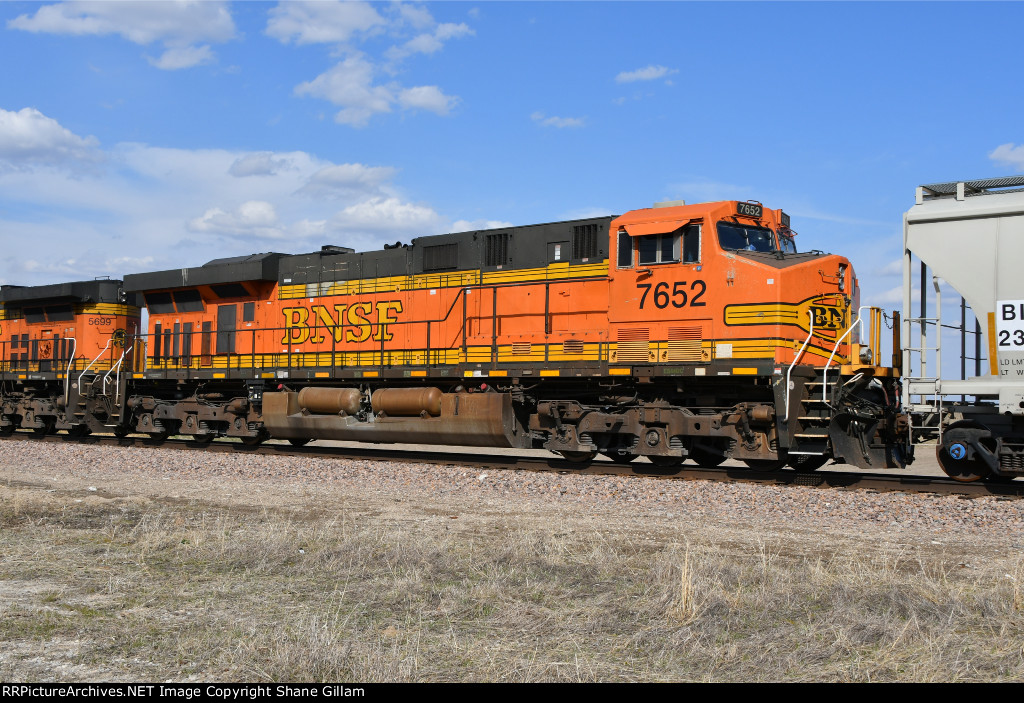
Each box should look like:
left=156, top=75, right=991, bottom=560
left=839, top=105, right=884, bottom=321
left=2, top=431, right=1020, bottom=499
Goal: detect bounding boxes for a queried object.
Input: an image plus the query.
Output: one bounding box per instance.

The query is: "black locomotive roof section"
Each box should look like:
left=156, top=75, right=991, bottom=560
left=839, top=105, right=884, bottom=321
left=279, top=245, right=410, bottom=285
left=0, top=279, right=126, bottom=306
left=123, top=252, right=285, bottom=292
left=277, top=216, right=616, bottom=285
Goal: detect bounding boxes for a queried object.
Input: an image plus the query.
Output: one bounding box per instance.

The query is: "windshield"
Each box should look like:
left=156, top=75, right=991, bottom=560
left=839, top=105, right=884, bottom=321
left=717, top=222, right=779, bottom=252
left=779, top=233, right=797, bottom=254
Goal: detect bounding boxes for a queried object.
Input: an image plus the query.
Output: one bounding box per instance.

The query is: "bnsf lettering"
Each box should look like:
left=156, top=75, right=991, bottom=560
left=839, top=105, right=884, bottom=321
left=281, top=301, right=404, bottom=345
left=809, top=305, right=844, bottom=330
left=88, top=317, right=113, bottom=326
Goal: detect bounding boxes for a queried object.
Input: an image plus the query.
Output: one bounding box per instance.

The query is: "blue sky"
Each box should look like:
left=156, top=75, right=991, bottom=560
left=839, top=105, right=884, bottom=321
left=1, top=1, right=1022, bottom=313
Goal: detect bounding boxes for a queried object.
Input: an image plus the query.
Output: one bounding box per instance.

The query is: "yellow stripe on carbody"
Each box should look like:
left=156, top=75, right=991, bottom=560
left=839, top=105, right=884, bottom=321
left=278, top=262, right=609, bottom=300
left=76, top=304, right=140, bottom=316
left=142, top=335, right=845, bottom=371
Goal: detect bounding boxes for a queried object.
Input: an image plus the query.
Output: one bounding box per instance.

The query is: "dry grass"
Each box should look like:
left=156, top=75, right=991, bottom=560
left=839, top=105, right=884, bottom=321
left=1, top=483, right=1023, bottom=682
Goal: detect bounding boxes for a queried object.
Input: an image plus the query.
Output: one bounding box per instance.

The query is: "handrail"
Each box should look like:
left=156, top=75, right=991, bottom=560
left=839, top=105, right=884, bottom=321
left=782, top=311, right=814, bottom=423
left=63, top=337, right=77, bottom=406
left=101, top=342, right=135, bottom=405
left=77, top=339, right=113, bottom=391
left=821, top=305, right=871, bottom=405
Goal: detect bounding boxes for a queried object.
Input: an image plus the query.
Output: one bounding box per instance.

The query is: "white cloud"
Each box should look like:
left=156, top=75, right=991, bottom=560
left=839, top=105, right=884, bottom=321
left=7, top=1, right=236, bottom=70
left=398, top=86, right=457, bottom=115
left=296, top=55, right=458, bottom=126
left=265, top=0, right=384, bottom=45
left=450, top=219, right=515, bottom=233
left=989, top=143, right=1024, bottom=170
left=331, top=197, right=442, bottom=235
left=871, top=285, right=919, bottom=306
left=387, top=22, right=474, bottom=60
left=0, top=107, right=506, bottom=286
left=0, top=107, right=101, bottom=168
left=0, top=109, right=482, bottom=284
left=187, top=200, right=285, bottom=239
left=229, top=152, right=294, bottom=178
left=298, top=163, right=398, bottom=198
left=397, top=4, right=435, bottom=30
left=615, top=65, right=677, bottom=83
left=146, top=44, right=214, bottom=70
left=283, top=4, right=471, bottom=128
left=531, top=111, right=585, bottom=129
left=295, top=54, right=394, bottom=127
left=877, top=259, right=904, bottom=277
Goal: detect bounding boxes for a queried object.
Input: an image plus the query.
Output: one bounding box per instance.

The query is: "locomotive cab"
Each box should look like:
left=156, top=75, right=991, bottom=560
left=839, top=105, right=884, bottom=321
left=0, top=279, right=141, bottom=435
left=609, top=200, right=856, bottom=367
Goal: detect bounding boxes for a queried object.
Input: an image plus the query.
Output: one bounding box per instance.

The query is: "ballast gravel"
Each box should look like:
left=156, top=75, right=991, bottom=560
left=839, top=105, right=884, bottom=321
left=2, top=439, right=1023, bottom=545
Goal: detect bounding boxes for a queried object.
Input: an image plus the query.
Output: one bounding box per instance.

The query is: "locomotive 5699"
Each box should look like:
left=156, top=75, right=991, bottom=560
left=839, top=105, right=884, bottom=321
left=0, top=198, right=911, bottom=472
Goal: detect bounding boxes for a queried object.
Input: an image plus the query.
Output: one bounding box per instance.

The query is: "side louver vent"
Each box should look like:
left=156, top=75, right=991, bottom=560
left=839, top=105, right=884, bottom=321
left=616, top=328, right=651, bottom=362
left=667, top=326, right=702, bottom=362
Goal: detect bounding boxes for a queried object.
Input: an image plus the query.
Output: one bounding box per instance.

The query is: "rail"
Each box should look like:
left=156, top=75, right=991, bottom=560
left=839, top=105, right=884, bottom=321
left=77, top=339, right=113, bottom=391
left=821, top=305, right=871, bottom=405
left=63, top=337, right=77, bottom=406
left=782, top=310, right=814, bottom=423
left=101, top=341, right=136, bottom=405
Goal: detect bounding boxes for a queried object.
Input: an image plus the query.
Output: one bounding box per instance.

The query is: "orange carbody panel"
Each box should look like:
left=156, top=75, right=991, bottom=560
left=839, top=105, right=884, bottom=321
left=141, top=200, right=854, bottom=372
left=1, top=307, right=141, bottom=374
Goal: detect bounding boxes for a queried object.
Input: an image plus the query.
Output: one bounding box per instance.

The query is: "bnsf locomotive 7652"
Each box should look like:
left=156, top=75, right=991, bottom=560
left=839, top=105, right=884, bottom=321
left=0, top=199, right=912, bottom=473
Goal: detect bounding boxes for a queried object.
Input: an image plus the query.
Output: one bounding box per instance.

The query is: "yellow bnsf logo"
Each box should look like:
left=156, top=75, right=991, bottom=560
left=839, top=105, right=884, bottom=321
left=281, top=300, right=404, bottom=344
left=724, top=295, right=849, bottom=339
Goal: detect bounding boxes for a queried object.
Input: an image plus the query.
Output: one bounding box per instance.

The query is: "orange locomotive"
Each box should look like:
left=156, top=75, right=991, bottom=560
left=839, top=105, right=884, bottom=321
left=103, top=198, right=908, bottom=470
left=0, top=279, right=141, bottom=435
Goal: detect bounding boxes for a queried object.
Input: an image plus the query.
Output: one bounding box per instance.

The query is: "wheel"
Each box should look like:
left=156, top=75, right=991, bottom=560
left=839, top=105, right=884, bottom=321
left=601, top=451, right=637, bottom=463
left=689, top=448, right=725, bottom=467
left=743, top=458, right=787, bottom=471
left=936, top=421, right=992, bottom=483
left=191, top=434, right=215, bottom=444
left=240, top=431, right=268, bottom=447
left=288, top=438, right=312, bottom=447
left=113, top=424, right=132, bottom=438
left=0, top=424, right=14, bottom=436
left=67, top=425, right=92, bottom=438
left=788, top=455, right=829, bottom=473
left=649, top=455, right=684, bottom=468
left=32, top=419, right=55, bottom=437
left=559, top=450, right=597, bottom=463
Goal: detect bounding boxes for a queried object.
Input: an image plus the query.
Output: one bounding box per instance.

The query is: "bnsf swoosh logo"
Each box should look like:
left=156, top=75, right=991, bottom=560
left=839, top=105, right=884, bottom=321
left=724, top=295, right=849, bottom=339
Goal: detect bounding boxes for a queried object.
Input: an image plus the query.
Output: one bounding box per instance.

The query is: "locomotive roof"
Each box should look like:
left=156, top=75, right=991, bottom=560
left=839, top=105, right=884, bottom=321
left=123, top=252, right=286, bottom=292
left=0, top=279, right=126, bottom=306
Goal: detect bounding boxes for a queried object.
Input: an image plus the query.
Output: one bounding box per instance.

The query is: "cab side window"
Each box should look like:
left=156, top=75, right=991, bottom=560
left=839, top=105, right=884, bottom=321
left=682, top=224, right=700, bottom=263
left=617, top=229, right=633, bottom=268
left=637, top=232, right=679, bottom=265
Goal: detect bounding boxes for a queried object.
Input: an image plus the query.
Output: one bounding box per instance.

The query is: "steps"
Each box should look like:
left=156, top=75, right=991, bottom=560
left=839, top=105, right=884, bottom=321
left=789, top=379, right=830, bottom=456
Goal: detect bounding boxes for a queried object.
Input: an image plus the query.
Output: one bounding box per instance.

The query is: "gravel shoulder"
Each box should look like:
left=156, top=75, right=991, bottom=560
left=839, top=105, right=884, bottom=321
left=2, top=439, right=1023, bottom=682
left=2, top=439, right=1020, bottom=541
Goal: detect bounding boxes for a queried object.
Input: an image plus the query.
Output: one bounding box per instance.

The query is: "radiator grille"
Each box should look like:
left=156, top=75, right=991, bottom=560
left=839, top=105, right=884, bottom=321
left=617, top=328, right=650, bottom=362
left=666, top=326, right=702, bottom=362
